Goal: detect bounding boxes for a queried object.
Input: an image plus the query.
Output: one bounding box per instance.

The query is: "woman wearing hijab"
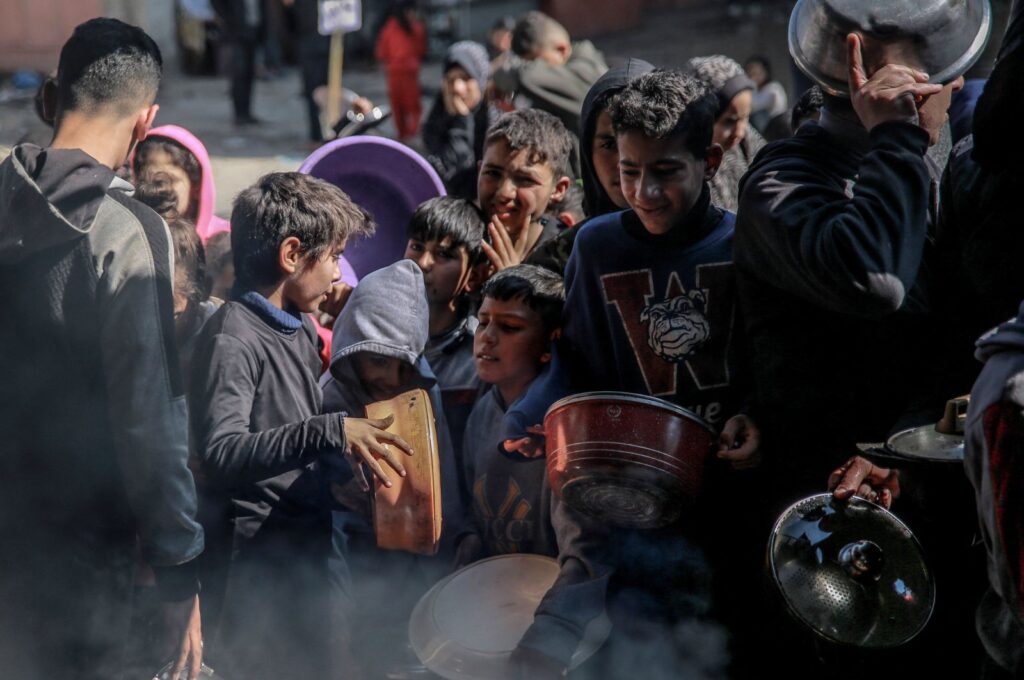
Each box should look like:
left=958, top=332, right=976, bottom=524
left=687, top=55, right=765, bottom=212
left=422, top=41, right=496, bottom=199
left=526, top=57, right=655, bottom=277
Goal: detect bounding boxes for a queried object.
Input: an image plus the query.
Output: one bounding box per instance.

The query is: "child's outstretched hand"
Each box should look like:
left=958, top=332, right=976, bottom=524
left=343, top=414, right=414, bottom=491
left=717, top=414, right=761, bottom=470
left=502, top=425, right=547, bottom=458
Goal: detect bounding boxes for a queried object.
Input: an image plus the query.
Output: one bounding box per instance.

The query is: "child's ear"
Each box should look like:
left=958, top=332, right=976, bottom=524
left=40, top=77, right=57, bottom=125
left=278, top=236, right=303, bottom=275
left=549, top=175, right=572, bottom=205
left=704, top=144, right=724, bottom=181
left=557, top=211, right=577, bottom=228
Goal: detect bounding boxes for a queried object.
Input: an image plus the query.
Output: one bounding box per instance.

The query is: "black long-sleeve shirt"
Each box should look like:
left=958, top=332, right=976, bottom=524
left=189, top=296, right=345, bottom=539
left=734, top=115, right=942, bottom=498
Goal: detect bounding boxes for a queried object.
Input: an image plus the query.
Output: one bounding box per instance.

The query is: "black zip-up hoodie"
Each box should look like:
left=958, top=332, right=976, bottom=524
left=0, top=143, right=204, bottom=672
left=734, top=114, right=945, bottom=499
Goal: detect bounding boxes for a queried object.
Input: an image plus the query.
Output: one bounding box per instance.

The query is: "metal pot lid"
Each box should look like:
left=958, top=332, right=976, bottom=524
left=789, top=0, right=993, bottom=96
left=409, top=554, right=611, bottom=679
left=886, top=426, right=964, bottom=463
left=768, top=494, right=935, bottom=648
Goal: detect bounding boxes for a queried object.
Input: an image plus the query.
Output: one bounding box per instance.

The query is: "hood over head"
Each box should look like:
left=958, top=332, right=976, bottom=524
left=444, top=40, right=490, bottom=88
left=579, top=57, right=654, bottom=218
left=0, top=143, right=120, bottom=265
left=976, top=300, right=1024, bottom=363
left=326, top=259, right=434, bottom=408
left=133, top=124, right=230, bottom=242
left=686, top=55, right=756, bottom=118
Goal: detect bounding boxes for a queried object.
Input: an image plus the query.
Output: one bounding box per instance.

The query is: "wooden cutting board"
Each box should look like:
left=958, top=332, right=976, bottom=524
left=365, top=388, right=442, bottom=555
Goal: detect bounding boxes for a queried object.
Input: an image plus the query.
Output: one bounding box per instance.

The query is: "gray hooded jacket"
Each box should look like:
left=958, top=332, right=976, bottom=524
left=321, top=260, right=464, bottom=544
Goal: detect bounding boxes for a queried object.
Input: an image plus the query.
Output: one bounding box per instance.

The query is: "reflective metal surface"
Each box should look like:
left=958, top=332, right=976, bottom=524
left=545, top=391, right=716, bottom=529
left=409, top=554, right=611, bottom=679
left=886, top=426, right=964, bottom=463
left=768, top=494, right=935, bottom=648
left=789, top=0, right=992, bottom=96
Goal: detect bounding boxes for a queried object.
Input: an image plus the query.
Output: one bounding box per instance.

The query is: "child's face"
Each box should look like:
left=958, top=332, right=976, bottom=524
left=590, top=110, right=627, bottom=210
left=477, top=139, right=568, bottom=239
left=141, top=148, right=194, bottom=217
left=474, top=295, right=550, bottom=394
left=353, top=352, right=417, bottom=403
left=282, top=243, right=344, bottom=314
left=714, top=90, right=752, bottom=152
left=404, top=236, right=471, bottom=306
left=617, top=130, right=717, bottom=236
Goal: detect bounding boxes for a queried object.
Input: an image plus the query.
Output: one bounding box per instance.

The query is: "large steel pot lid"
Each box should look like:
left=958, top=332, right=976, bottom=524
left=768, top=494, right=935, bottom=648
left=409, top=554, right=611, bottom=679
left=789, top=0, right=993, bottom=96
left=886, top=426, right=964, bottom=463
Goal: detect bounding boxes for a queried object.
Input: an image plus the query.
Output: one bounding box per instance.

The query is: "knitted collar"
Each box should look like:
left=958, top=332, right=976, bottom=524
left=238, top=290, right=304, bottom=334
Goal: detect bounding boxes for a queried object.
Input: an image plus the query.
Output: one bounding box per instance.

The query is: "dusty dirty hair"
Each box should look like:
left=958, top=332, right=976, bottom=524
left=230, top=172, right=375, bottom=289
left=609, top=69, right=717, bottom=158
left=485, top=109, right=573, bottom=177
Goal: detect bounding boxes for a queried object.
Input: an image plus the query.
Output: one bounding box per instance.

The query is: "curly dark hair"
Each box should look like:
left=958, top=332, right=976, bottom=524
left=133, top=136, right=203, bottom=194
left=608, top=69, right=717, bottom=158
left=231, top=172, right=376, bottom=289
left=485, top=109, right=573, bottom=177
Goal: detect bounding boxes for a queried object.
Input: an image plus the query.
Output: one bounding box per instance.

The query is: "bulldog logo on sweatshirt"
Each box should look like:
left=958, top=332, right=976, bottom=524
left=640, top=289, right=711, bottom=363
left=601, top=265, right=734, bottom=399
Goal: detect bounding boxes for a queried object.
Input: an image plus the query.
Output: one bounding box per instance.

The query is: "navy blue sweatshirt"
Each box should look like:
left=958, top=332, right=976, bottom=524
left=562, top=188, right=740, bottom=427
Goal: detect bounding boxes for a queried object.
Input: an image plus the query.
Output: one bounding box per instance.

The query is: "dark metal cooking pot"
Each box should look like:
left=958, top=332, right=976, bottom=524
left=544, top=392, right=716, bottom=530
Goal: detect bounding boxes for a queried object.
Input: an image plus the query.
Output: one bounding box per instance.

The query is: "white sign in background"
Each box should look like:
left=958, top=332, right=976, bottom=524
left=319, top=0, right=363, bottom=35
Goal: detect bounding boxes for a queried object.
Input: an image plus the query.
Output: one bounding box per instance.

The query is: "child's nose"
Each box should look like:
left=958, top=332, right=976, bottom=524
left=417, top=252, right=434, bottom=271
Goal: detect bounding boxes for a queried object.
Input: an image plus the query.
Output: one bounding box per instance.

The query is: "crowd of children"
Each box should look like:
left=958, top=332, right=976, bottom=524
left=5, top=4, right=1024, bottom=680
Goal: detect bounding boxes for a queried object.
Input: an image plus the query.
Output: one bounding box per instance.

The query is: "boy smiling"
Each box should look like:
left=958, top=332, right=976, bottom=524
left=476, top=109, right=573, bottom=270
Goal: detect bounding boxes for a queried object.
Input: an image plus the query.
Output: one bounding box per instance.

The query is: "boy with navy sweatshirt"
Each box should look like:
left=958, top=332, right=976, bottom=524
left=189, top=172, right=412, bottom=680
left=508, top=70, right=760, bottom=679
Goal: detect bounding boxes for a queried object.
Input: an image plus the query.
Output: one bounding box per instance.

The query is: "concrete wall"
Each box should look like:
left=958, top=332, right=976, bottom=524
left=0, top=0, right=103, bottom=72
left=0, top=0, right=175, bottom=73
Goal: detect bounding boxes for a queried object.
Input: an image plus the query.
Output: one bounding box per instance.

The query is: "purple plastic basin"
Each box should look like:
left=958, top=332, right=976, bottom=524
left=300, top=136, right=446, bottom=280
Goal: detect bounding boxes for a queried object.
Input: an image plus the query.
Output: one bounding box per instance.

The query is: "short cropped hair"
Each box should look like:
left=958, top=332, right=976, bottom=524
left=511, top=11, right=568, bottom=57
left=481, top=264, right=564, bottom=333
left=231, top=172, right=375, bottom=289
left=608, top=69, right=717, bottom=159
left=485, top=109, right=573, bottom=177
left=56, top=18, right=162, bottom=118
left=792, top=85, right=825, bottom=131
left=407, top=196, right=487, bottom=263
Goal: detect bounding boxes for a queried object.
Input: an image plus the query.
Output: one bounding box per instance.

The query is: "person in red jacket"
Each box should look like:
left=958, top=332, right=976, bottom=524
left=375, top=1, right=428, bottom=140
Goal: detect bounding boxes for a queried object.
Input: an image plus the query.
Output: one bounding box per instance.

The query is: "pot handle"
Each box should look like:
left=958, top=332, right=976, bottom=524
left=935, top=395, right=970, bottom=435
